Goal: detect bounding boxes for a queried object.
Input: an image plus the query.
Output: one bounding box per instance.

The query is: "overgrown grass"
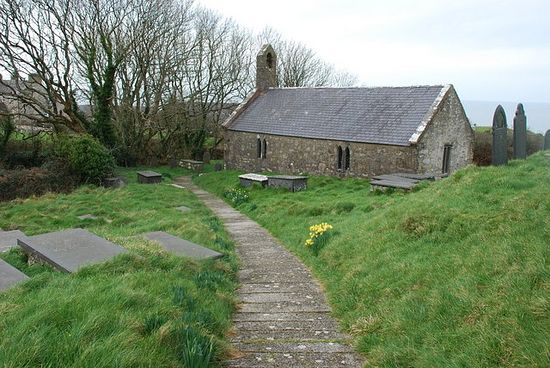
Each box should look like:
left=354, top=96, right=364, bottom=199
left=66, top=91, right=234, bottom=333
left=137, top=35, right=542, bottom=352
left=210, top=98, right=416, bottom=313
left=194, top=154, right=550, bottom=367
left=0, top=166, right=238, bottom=367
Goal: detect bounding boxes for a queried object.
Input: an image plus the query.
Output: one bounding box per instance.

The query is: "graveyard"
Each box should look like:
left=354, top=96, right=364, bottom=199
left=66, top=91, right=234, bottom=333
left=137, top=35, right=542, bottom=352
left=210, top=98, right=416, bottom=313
left=194, top=152, right=550, bottom=367
left=0, top=166, right=239, bottom=367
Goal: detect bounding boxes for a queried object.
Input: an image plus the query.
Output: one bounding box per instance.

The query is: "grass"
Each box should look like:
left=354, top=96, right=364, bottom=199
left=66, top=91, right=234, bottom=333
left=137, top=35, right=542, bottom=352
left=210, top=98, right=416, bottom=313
left=194, top=153, right=550, bottom=367
left=0, top=166, right=238, bottom=367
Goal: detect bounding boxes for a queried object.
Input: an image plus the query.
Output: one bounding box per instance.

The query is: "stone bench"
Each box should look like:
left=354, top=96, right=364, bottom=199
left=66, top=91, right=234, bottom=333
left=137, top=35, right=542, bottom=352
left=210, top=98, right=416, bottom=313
left=267, top=175, right=308, bottom=192
left=179, top=159, right=204, bottom=172
left=137, top=171, right=162, bottom=184
left=239, top=173, right=268, bottom=188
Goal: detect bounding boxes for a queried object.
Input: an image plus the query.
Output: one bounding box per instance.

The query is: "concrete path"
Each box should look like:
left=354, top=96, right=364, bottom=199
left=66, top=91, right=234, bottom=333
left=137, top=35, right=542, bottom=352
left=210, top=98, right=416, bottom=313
left=175, top=177, right=364, bottom=367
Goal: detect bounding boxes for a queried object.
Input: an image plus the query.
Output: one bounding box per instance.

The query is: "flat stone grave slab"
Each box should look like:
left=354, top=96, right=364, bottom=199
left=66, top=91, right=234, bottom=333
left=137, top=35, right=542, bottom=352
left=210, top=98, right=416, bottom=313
left=239, top=173, right=268, bottom=188
left=77, top=214, right=98, bottom=220
left=17, top=228, right=127, bottom=273
left=179, top=159, right=204, bottom=172
left=143, top=231, right=223, bottom=260
left=0, top=258, right=29, bottom=291
left=370, top=179, right=416, bottom=190
left=0, top=230, right=26, bottom=252
left=137, top=171, right=162, bottom=184
left=175, top=205, right=191, bottom=213
left=372, top=174, right=420, bottom=183
left=267, top=175, right=308, bottom=192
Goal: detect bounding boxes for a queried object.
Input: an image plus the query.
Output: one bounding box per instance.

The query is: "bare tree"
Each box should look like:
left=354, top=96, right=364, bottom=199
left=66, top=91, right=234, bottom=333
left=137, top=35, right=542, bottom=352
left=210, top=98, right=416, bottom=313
left=0, top=0, right=86, bottom=132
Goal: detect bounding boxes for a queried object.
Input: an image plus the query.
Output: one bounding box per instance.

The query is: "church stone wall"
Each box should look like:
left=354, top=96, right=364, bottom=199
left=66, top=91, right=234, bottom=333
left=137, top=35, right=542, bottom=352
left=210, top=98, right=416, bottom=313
left=224, top=131, right=418, bottom=178
left=416, top=87, right=474, bottom=174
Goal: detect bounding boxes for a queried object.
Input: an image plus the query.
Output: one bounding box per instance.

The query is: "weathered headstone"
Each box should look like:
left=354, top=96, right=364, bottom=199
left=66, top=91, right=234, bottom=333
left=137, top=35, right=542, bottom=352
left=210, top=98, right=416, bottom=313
left=492, top=105, right=508, bottom=165
left=545, top=130, right=550, bottom=150
left=202, top=150, right=211, bottom=164
left=17, top=228, right=127, bottom=273
left=143, top=231, right=223, bottom=260
left=0, top=258, right=29, bottom=291
left=214, top=163, right=223, bottom=172
left=103, top=176, right=126, bottom=188
left=513, top=103, right=527, bottom=159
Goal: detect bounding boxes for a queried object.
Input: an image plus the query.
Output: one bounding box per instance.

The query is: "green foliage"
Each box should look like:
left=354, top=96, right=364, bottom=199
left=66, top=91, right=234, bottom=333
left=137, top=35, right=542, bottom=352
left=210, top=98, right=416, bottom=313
left=0, top=114, right=15, bottom=157
left=195, top=155, right=550, bottom=367
left=54, top=134, right=115, bottom=184
left=0, top=167, right=237, bottom=367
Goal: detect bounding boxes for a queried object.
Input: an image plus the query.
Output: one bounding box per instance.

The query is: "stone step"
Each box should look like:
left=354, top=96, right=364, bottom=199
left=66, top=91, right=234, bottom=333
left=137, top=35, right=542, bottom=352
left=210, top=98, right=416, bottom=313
left=238, top=282, right=322, bottom=294
left=226, top=352, right=364, bottom=368
left=0, top=230, right=26, bottom=253
left=239, top=292, right=325, bottom=304
left=233, top=341, right=354, bottom=354
left=0, top=258, right=29, bottom=291
left=234, top=319, right=341, bottom=332
left=239, top=302, right=331, bottom=313
left=231, top=326, right=347, bottom=341
left=233, top=312, right=335, bottom=323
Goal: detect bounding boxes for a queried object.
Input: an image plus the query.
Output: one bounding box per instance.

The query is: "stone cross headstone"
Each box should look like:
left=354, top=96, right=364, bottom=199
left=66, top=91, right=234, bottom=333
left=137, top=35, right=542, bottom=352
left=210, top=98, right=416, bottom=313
left=513, top=103, right=527, bottom=159
left=492, top=105, right=508, bottom=165
left=545, top=130, right=550, bottom=150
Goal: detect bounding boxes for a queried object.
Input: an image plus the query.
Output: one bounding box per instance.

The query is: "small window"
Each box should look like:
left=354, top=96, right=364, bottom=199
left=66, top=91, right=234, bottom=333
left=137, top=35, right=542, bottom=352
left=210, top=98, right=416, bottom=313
left=344, top=147, right=350, bottom=170
left=337, top=146, right=343, bottom=170
left=442, top=144, right=452, bottom=174
left=266, top=53, right=273, bottom=69
left=262, top=139, right=267, bottom=158
left=257, top=138, right=262, bottom=158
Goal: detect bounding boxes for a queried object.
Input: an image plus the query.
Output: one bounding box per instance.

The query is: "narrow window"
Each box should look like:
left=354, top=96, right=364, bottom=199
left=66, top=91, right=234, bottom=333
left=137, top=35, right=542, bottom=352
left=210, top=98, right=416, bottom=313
left=262, top=139, right=267, bottom=158
left=337, top=146, right=343, bottom=170
left=344, top=147, right=350, bottom=170
left=257, top=138, right=262, bottom=158
left=266, top=53, right=273, bottom=69
left=442, top=144, right=452, bottom=174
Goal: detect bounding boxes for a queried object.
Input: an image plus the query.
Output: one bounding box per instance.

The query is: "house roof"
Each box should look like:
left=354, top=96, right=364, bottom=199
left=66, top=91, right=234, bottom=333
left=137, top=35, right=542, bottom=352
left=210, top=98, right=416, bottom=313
left=225, top=85, right=451, bottom=146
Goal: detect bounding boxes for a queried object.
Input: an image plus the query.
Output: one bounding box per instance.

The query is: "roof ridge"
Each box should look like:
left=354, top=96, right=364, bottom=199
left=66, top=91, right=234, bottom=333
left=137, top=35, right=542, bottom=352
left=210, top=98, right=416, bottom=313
left=268, top=84, right=446, bottom=91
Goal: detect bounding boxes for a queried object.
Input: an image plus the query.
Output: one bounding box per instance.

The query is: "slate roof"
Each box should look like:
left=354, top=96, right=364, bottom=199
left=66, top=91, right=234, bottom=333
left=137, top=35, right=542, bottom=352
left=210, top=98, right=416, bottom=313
left=226, top=85, right=449, bottom=146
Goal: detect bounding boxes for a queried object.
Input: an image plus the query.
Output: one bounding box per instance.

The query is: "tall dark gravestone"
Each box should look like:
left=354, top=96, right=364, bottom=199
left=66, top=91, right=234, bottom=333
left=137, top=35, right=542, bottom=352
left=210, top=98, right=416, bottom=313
left=545, top=130, right=550, bottom=150
left=492, top=105, right=508, bottom=165
left=513, top=103, right=527, bottom=159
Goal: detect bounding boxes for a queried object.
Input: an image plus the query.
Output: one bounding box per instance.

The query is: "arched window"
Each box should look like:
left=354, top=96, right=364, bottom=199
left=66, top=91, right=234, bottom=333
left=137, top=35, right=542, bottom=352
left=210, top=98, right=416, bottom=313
left=262, top=139, right=267, bottom=158
left=266, top=53, right=273, bottom=69
left=337, top=146, right=343, bottom=170
left=344, top=147, right=350, bottom=170
left=257, top=138, right=262, bottom=158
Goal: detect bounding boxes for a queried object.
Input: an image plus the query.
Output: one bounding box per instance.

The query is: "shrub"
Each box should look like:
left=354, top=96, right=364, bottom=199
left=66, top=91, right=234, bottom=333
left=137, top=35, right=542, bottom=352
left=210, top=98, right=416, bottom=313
left=178, top=326, right=214, bottom=368
left=0, top=167, right=78, bottom=201
left=54, top=134, right=115, bottom=184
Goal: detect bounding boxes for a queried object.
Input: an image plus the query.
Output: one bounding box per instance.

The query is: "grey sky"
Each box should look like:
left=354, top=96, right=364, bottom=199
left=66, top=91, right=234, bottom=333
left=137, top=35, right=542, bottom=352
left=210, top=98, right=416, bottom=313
left=198, top=0, right=549, bottom=103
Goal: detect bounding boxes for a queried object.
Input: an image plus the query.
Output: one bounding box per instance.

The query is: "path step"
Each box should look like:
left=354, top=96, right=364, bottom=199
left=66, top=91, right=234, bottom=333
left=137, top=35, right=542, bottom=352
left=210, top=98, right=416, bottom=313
left=0, top=230, right=26, bottom=253
left=18, top=228, right=127, bottom=273
left=143, top=231, right=222, bottom=260
left=175, top=177, right=364, bottom=367
left=0, top=258, right=29, bottom=291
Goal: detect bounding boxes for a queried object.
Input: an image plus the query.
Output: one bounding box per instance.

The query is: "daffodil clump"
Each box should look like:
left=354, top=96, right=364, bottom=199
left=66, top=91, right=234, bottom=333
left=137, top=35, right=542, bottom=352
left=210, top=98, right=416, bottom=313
left=305, top=222, right=333, bottom=254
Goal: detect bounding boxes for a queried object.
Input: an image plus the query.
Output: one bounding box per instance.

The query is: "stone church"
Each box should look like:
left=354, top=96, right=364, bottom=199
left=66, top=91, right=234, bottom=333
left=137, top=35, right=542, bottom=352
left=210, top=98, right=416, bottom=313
left=223, top=45, right=474, bottom=177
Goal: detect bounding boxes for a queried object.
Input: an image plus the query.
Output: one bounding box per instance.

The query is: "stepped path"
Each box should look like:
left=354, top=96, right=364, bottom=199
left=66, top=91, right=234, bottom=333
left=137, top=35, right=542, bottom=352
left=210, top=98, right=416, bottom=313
left=175, top=177, right=364, bottom=367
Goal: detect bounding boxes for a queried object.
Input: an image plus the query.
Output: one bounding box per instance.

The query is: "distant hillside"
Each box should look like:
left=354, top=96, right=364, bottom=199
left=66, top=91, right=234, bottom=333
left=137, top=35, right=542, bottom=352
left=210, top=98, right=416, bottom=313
left=463, top=100, right=550, bottom=134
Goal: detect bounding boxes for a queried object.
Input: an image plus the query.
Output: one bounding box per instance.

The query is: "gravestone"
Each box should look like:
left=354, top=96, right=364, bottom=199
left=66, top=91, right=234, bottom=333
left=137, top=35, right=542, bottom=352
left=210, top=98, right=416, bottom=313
left=202, top=150, right=211, bottom=164
left=214, top=163, right=223, bottom=172
left=267, top=175, right=308, bottom=192
left=17, top=228, right=127, bottom=273
left=492, top=105, right=508, bottom=165
left=545, top=130, right=550, bottom=150
left=77, top=214, right=98, bottom=220
left=513, top=103, right=527, bottom=159
left=143, top=231, right=223, bottom=260
left=137, top=171, right=162, bottom=184
left=0, top=230, right=26, bottom=252
left=0, top=258, right=29, bottom=291
left=175, top=205, right=191, bottom=213
left=103, top=176, right=126, bottom=188
left=239, top=173, right=268, bottom=187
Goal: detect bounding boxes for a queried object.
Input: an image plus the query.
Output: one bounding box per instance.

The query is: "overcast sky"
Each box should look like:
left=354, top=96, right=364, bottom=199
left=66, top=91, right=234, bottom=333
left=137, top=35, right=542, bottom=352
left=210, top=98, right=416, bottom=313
left=197, top=0, right=549, bottom=104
